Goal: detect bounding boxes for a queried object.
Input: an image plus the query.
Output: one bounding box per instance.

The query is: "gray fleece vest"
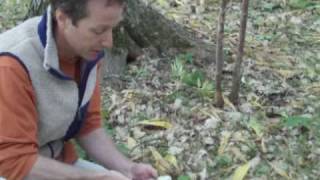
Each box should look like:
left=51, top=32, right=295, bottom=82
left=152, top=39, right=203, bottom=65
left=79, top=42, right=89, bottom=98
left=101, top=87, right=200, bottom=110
left=0, top=6, right=104, bottom=158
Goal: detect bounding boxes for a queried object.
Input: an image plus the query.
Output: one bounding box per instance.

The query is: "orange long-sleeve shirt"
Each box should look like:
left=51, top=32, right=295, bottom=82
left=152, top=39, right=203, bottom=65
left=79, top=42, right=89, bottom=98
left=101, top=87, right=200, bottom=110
left=0, top=55, right=102, bottom=180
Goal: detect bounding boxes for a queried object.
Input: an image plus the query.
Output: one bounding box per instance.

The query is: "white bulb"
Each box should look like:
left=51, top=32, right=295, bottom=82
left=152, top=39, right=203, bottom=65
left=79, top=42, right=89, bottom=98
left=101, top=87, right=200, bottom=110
left=157, top=175, right=172, bottom=180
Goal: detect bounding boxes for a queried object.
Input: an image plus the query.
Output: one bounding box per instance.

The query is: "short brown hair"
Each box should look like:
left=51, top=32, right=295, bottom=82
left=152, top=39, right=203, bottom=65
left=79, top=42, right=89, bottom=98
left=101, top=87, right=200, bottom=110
left=50, top=0, right=125, bottom=25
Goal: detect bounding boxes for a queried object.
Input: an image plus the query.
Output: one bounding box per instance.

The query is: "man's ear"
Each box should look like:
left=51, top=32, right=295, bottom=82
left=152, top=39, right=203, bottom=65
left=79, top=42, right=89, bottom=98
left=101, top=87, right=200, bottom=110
left=55, top=9, right=69, bottom=28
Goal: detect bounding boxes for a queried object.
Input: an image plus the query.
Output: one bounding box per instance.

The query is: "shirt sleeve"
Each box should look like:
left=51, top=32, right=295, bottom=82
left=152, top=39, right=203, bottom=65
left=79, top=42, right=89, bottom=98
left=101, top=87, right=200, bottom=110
left=0, top=56, right=38, bottom=180
left=77, top=65, right=102, bottom=137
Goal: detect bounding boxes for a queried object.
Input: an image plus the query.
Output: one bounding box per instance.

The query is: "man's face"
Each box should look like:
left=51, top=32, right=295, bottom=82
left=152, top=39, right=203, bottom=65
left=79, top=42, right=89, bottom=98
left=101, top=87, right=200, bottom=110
left=58, top=0, right=123, bottom=60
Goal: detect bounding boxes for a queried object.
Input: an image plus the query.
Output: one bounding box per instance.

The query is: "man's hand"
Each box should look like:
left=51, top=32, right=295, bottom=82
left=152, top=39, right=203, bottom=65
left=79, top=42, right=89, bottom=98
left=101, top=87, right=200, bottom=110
left=77, top=129, right=157, bottom=179
left=127, top=163, right=158, bottom=180
left=89, top=170, right=130, bottom=180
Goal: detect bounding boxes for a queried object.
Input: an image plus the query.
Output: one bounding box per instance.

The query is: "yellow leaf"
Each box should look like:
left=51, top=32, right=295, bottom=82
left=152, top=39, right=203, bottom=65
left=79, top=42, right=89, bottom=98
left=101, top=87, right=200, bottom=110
left=150, top=147, right=163, bottom=161
left=127, top=137, right=137, bottom=150
left=166, top=12, right=180, bottom=20
left=123, top=90, right=137, bottom=100
left=138, top=118, right=172, bottom=129
left=248, top=119, right=264, bottom=138
left=157, top=0, right=170, bottom=8
left=232, top=163, right=250, bottom=180
left=268, top=162, right=290, bottom=179
left=199, top=108, right=222, bottom=122
left=190, top=20, right=201, bottom=28
left=174, top=0, right=183, bottom=6
left=275, top=69, right=296, bottom=79
left=218, top=131, right=232, bottom=155
left=306, top=83, right=320, bottom=95
left=261, top=138, right=267, bottom=153
left=164, top=154, right=179, bottom=169
left=248, top=94, right=263, bottom=109
left=223, top=96, right=237, bottom=111
left=149, top=147, right=172, bottom=175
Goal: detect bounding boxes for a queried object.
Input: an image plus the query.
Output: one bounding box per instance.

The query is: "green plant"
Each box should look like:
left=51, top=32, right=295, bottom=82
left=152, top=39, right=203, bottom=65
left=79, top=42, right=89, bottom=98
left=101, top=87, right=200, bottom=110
left=197, top=80, right=215, bottom=97
left=282, top=115, right=313, bottom=128
left=253, top=161, right=271, bottom=177
left=176, top=53, right=194, bottom=64
left=101, top=110, right=116, bottom=136
left=131, top=112, right=149, bottom=122
left=177, top=175, right=191, bottom=180
left=103, top=121, right=116, bottom=136
left=135, top=67, right=149, bottom=78
left=0, top=0, right=29, bottom=30
left=171, top=56, right=215, bottom=98
left=74, top=141, right=88, bottom=159
left=181, top=69, right=205, bottom=87
left=261, top=2, right=282, bottom=12
left=281, top=114, right=320, bottom=144
left=171, top=59, right=186, bottom=80
left=101, top=109, right=110, bottom=120
left=171, top=54, right=199, bottom=83
left=117, top=143, right=130, bottom=156
left=165, top=90, right=187, bottom=104
left=309, top=115, right=320, bottom=143
left=288, top=0, right=316, bottom=9
left=215, top=154, right=232, bottom=168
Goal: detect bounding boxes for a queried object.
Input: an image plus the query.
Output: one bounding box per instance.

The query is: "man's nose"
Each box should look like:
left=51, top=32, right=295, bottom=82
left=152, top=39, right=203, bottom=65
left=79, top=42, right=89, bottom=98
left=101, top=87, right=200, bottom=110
left=101, top=30, right=113, bottom=49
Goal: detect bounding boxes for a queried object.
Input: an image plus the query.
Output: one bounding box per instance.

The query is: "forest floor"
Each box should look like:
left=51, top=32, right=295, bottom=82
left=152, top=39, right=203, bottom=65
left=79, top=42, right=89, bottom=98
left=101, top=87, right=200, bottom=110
left=1, top=0, right=320, bottom=179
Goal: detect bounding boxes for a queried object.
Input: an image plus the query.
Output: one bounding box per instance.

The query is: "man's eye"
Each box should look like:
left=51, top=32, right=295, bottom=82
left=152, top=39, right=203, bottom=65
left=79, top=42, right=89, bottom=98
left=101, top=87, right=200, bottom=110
left=92, top=29, right=105, bottom=35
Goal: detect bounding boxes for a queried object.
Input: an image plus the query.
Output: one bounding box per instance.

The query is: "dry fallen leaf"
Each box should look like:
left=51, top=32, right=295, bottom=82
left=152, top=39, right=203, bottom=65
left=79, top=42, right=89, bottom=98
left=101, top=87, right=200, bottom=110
left=149, top=147, right=180, bottom=176
left=218, top=131, right=232, bottom=155
left=231, top=156, right=261, bottom=180
left=232, top=162, right=250, bottom=180
left=268, top=161, right=290, bottom=179
left=127, top=136, right=137, bottom=150
left=138, top=118, right=173, bottom=130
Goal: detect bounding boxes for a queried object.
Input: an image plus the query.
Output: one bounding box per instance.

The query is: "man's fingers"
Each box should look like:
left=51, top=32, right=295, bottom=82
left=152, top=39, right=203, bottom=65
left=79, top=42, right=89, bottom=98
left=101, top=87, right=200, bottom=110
left=143, top=164, right=158, bottom=178
left=149, top=165, right=158, bottom=178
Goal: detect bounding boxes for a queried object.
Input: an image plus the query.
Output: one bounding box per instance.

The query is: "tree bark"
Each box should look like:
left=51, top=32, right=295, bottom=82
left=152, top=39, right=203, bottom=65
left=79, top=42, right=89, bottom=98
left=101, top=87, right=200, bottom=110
left=215, top=0, right=229, bottom=108
left=229, top=0, right=249, bottom=105
left=123, top=1, right=197, bottom=51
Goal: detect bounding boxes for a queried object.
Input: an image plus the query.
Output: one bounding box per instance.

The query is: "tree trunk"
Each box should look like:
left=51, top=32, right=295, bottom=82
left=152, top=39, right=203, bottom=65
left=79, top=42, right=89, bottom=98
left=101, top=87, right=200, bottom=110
left=124, top=1, right=198, bottom=51
left=229, top=0, right=249, bottom=105
left=215, top=0, right=229, bottom=108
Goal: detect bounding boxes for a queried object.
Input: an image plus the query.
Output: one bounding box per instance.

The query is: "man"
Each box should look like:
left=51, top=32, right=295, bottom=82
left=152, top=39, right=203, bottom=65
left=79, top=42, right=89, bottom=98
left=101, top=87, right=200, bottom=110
left=0, top=0, right=157, bottom=179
